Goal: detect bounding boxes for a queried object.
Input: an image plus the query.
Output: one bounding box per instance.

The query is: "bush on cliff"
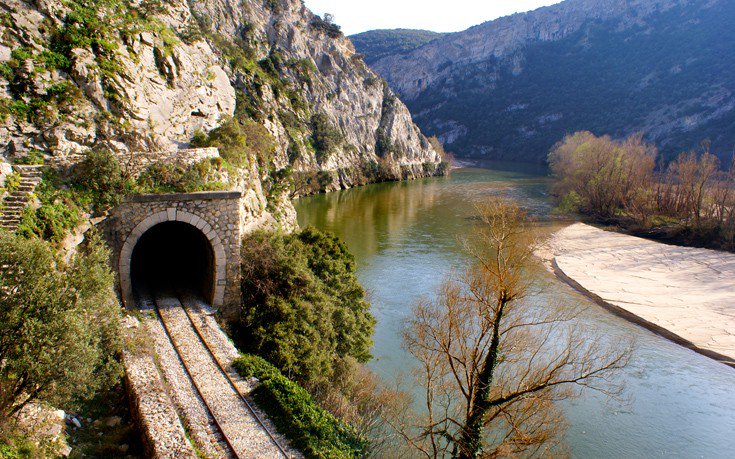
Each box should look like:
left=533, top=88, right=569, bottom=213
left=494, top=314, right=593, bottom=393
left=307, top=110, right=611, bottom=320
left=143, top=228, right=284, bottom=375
left=0, top=230, right=123, bottom=424
left=234, top=354, right=367, bottom=458
left=310, top=113, right=344, bottom=164
left=235, top=227, right=375, bottom=388
left=17, top=169, right=85, bottom=244
left=70, top=149, right=129, bottom=212
left=135, top=158, right=228, bottom=194
left=192, top=116, right=276, bottom=170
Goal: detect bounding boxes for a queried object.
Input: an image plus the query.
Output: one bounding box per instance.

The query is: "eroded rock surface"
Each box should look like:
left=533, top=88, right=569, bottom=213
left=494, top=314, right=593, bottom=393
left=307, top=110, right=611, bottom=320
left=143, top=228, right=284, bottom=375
left=0, top=0, right=443, bottom=230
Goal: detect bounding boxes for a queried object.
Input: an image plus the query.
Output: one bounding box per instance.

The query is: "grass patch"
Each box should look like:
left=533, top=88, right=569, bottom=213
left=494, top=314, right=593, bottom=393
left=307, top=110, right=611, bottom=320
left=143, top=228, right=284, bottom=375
left=233, top=354, right=367, bottom=459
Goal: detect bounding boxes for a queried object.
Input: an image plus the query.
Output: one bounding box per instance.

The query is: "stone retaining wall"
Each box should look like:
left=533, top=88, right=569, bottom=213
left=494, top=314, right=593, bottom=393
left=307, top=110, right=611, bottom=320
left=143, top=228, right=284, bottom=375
left=48, top=147, right=220, bottom=176
left=124, top=348, right=197, bottom=458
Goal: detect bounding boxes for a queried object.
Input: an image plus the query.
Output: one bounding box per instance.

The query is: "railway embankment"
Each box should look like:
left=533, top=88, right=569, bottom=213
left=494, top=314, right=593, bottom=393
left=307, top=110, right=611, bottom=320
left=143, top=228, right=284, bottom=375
left=122, top=291, right=295, bottom=458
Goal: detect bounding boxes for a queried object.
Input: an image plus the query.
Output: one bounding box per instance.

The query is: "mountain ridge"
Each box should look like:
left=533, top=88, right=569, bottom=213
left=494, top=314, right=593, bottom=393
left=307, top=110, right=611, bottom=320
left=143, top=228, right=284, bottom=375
left=360, top=0, right=735, bottom=162
left=350, top=29, right=445, bottom=65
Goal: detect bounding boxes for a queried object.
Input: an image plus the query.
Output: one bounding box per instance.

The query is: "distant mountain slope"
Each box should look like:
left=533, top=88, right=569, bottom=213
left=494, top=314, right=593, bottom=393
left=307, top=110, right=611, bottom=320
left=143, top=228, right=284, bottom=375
left=364, top=0, right=735, bottom=162
left=350, top=29, right=445, bottom=66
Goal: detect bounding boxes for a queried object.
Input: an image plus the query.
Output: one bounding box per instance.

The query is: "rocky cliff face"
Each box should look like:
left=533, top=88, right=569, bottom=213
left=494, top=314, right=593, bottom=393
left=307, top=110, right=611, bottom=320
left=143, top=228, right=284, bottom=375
left=0, top=0, right=442, bottom=229
left=364, top=0, right=735, bottom=162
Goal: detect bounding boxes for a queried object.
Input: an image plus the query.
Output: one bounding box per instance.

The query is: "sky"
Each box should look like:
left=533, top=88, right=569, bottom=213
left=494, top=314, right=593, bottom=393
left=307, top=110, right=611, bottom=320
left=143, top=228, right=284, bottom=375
left=303, top=0, right=564, bottom=36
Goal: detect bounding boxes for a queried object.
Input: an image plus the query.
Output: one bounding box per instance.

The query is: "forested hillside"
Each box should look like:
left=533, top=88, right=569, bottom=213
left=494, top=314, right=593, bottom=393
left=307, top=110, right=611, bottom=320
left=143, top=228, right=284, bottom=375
left=361, top=0, right=735, bottom=162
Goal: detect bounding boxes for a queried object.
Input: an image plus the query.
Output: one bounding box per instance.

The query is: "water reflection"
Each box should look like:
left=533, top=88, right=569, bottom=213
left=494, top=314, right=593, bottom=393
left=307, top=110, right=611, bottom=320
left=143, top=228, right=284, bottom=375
left=295, top=166, right=735, bottom=458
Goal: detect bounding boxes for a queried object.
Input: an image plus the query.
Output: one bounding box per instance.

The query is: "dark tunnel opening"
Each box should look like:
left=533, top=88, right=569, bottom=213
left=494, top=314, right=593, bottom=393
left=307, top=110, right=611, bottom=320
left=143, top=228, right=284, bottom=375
left=131, top=221, right=215, bottom=302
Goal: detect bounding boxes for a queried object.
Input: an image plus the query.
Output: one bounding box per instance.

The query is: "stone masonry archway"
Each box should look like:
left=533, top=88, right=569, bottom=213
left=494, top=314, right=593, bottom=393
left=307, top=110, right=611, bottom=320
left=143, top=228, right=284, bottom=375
left=121, top=210, right=225, bottom=306
left=106, top=192, right=242, bottom=315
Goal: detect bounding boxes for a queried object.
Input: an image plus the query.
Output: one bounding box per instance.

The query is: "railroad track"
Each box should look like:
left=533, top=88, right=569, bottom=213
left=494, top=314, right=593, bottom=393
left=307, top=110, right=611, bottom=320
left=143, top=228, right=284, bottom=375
left=149, top=290, right=291, bottom=458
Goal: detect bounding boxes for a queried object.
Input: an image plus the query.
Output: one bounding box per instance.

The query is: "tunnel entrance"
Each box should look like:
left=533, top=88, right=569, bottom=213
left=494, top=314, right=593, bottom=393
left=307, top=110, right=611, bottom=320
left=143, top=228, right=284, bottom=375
left=131, top=221, right=215, bottom=302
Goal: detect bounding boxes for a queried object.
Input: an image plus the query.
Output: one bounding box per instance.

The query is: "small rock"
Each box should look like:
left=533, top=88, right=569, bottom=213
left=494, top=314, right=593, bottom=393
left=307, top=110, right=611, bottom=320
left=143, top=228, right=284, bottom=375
left=70, top=416, right=82, bottom=429
left=104, top=416, right=122, bottom=427
left=59, top=445, right=72, bottom=457
left=140, top=32, right=155, bottom=46
left=123, top=315, right=141, bottom=329
left=47, top=424, right=63, bottom=437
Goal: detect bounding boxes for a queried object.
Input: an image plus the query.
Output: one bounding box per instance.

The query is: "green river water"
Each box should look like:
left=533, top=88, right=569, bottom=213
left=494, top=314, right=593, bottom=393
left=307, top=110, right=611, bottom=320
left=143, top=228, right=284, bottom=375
left=295, top=165, right=735, bottom=458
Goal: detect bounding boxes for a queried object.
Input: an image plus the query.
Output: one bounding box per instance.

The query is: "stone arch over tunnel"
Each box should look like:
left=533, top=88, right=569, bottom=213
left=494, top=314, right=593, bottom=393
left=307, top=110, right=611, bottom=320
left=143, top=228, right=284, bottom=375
left=119, top=209, right=227, bottom=308
left=131, top=221, right=215, bottom=302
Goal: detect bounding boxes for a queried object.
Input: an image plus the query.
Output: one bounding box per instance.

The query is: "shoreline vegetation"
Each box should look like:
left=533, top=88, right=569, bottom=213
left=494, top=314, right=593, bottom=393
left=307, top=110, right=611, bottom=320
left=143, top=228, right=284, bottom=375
left=228, top=227, right=398, bottom=457
left=548, top=131, right=735, bottom=252
left=239, top=202, right=630, bottom=457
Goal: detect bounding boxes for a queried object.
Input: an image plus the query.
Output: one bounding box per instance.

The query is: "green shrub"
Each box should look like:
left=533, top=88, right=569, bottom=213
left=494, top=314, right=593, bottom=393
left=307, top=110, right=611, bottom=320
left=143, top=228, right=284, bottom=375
left=234, top=354, right=282, bottom=381
left=438, top=160, right=452, bottom=175
left=17, top=170, right=85, bottom=243
left=310, top=15, right=343, bottom=39
left=0, top=231, right=123, bottom=420
left=37, top=49, right=70, bottom=71
left=375, top=130, right=392, bottom=157
left=13, top=150, right=45, bottom=165
left=259, top=51, right=284, bottom=78
left=233, top=354, right=367, bottom=458
left=17, top=199, right=84, bottom=243
left=310, top=114, right=343, bottom=164
left=0, top=434, right=41, bottom=458
left=9, top=47, right=32, bottom=62
left=190, top=129, right=208, bottom=147
left=555, top=191, right=583, bottom=214
left=0, top=62, right=12, bottom=80
left=70, top=150, right=127, bottom=212
left=236, top=227, right=375, bottom=387
left=3, top=171, right=20, bottom=192
left=136, top=159, right=226, bottom=194
left=265, top=0, right=280, bottom=11
left=0, top=99, right=29, bottom=121
left=196, top=117, right=276, bottom=169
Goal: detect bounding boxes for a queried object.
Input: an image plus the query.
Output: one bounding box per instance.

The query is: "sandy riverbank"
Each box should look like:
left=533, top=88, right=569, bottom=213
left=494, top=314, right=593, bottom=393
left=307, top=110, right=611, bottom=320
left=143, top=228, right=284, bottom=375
left=542, top=223, right=735, bottom=368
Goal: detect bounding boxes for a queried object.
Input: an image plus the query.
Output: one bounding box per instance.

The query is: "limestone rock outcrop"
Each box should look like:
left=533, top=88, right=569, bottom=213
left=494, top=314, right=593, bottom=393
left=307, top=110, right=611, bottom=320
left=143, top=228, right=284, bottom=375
left=371, top=0, right=690, bottom=100
left=0, top=0, right=443, bottom=229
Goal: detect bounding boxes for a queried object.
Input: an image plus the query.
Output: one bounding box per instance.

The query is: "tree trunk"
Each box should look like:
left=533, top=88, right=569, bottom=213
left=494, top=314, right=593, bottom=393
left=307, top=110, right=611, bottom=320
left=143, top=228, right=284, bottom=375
left=456, top=299, right=506, bottom=459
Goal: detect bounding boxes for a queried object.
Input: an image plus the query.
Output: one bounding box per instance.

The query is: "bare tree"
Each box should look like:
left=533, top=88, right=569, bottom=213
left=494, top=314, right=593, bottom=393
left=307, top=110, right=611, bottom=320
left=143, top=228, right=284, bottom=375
left=548, top=132, right=656, bottom=219
left=391, top=200, right=631, bottom=458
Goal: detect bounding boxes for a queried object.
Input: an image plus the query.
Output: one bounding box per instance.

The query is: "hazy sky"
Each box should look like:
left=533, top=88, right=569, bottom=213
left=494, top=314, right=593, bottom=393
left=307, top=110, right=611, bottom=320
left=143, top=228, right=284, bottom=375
left=303, top=0, right=564, bottom=35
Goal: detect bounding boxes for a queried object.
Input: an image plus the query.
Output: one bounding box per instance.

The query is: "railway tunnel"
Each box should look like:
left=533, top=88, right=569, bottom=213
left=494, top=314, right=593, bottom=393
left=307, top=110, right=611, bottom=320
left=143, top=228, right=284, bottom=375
left=111, top=191, right=243, bottom=313
left=131, top=221, right=215, bottom=303
left=107, top=192, right=290, bottom=457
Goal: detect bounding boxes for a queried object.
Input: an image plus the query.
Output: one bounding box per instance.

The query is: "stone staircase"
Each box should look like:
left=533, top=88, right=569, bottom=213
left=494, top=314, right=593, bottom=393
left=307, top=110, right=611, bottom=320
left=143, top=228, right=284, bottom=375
left=0, top=165, right=43, bottom=232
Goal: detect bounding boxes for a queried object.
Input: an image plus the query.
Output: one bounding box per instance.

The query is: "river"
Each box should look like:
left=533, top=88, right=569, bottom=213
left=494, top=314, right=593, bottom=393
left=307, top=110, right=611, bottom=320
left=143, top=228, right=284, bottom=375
left=294, top=165, right=735, bottom=458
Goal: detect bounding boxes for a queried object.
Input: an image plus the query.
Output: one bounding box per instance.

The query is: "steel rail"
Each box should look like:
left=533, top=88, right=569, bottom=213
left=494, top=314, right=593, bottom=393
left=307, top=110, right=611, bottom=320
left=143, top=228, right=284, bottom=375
left=149, top=293, right=241, bottom=458
left=177, top=294, right=291, bottom=458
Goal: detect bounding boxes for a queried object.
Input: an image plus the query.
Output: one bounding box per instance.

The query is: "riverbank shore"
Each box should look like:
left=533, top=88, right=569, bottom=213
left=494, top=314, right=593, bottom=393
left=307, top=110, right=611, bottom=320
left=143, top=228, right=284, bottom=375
left=542, top=223, right=735, bottom=368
